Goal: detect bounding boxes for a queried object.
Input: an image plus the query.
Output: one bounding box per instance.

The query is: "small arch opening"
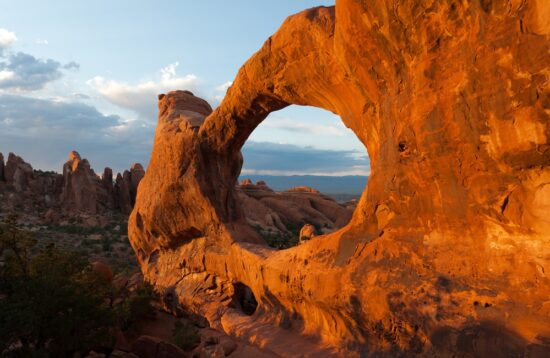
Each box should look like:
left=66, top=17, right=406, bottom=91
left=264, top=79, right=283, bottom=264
left=232, top=282, right=258, bottom=316
left=238, top=105, right=369, bottom=249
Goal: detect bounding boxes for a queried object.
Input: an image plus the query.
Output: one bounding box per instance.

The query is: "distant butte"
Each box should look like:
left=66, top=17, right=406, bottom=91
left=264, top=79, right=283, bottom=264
left=129, top=1, right=550, bottom=356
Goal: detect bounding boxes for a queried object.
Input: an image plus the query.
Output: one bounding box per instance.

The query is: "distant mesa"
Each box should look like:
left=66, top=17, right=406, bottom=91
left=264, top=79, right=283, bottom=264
left=286, top=185, right=320, bottom=194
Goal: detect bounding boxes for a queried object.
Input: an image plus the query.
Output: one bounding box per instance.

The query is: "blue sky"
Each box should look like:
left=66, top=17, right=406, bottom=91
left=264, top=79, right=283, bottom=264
left=0, top=1, right=369, bottom=176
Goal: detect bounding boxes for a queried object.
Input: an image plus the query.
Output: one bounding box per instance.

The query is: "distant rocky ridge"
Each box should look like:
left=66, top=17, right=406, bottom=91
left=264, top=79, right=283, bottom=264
left=237, top=179, right=356, bottom=240
left=0, top=151, right=354, bottom=235
left=0, top=151, right=144, bottom=226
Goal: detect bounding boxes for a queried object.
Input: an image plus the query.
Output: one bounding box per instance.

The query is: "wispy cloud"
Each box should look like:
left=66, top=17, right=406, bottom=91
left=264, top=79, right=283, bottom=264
left=211, top=80, right=232, bottom=103
left=87, top=62, right=199, bottom=120
left=63, top=61, right=79, bottom=70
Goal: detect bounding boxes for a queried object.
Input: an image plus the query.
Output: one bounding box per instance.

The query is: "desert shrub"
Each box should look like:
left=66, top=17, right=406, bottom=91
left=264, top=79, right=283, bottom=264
left=119, top=222, right=128, bottom=235
left=260, top=231, right=298, bottom=249
left=0, top=215, right=116, bottom=357
left=101, top=237, right=112, bottom=251
left=172, top=321, right=200, bottom=351
left=117, top=283, right=157, bottom=330
left=50, top=224, right=105, bottom=236
left=80, top=238, right=96, bottom=247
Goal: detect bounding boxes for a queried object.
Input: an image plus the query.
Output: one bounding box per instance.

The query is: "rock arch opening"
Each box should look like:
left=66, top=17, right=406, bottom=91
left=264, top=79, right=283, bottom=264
left=236, top=105, right=369, bottom=249
left=231, top=282, right=258, bottom=316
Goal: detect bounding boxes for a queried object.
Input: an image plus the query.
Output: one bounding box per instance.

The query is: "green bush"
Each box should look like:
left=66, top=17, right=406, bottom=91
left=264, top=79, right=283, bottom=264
left=117, top=283, right=157, bottom=330
left=251, top=224, right=299, bottom=249
left=101, top=237, right=112, bottom=251
left=0, top=215, right=116, bottom=357
left=172, top=321, right=200, bottom=351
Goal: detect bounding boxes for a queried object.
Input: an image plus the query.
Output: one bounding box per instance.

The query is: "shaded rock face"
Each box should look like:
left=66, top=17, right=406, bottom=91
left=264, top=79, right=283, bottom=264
left=129, top=2, right=550, bottom=356
left=0, top=153, right=4, bottom=182
left=61, top=151, right=101, bottom=214
left=114, top=163, right=146, bottom=215
left=4, top=153, right=34, bottom=192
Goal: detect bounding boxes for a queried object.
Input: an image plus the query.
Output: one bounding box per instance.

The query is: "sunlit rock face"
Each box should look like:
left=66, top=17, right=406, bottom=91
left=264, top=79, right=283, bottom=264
left=129, top=1, right=550, bottom=356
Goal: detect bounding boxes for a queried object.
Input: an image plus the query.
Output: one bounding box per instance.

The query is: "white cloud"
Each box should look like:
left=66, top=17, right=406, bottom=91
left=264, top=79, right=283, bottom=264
left=88, top=62, right=199, bottom=120
left=35, top=39, right=49, bottom=45
left=215, top=81, right=232, bottom=92
left=211, top=80, right=232, bottom=103
left=160, top=62, right=178, bottom=80
left=0, top=28, right=17, bottom=49
left=0, top=70, right=15, bottom=82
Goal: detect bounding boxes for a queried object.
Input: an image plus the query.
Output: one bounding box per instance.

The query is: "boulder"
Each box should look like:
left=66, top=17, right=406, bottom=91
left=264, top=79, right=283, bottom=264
left=131, top=335, right=187, bottom=358
left=110, top=350, right=139, bottom=358
left=298, top=224, right=316, bottom=243
left=91, top=261, right=113, bottom=283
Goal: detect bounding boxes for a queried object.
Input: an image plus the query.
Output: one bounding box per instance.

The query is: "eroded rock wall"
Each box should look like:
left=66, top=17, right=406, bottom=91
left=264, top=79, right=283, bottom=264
left=129, top=1, right=550, bottom=356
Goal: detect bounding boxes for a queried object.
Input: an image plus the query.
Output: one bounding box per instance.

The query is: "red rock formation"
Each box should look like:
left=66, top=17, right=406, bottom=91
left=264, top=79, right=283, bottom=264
left=58, top=150, right=146, bottom=216
left=60, top=151, right=101, bottom=214
left=4, top=152, right=34, bottom=192
left=0, top=152, right=4, bottom=182
left=0, top=151, right=145, bottom=220
left=102, top=167, right=114, bottom=196
left=66, top=2, right=550, bottom=354
left=114, top=163, right=146, bottom=215
left=115, top=172, right=132, bottom=215
left=129, top=163, right=145, bottom=206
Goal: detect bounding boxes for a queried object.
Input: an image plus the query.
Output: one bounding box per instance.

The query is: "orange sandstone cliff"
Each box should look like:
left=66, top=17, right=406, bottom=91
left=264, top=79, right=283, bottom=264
left=128, top=1, right=550, bottom=356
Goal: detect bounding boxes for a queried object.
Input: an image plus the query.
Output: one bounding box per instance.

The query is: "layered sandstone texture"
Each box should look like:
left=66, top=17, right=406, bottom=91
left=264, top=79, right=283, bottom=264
left=129, top=1, right=550, bottom=356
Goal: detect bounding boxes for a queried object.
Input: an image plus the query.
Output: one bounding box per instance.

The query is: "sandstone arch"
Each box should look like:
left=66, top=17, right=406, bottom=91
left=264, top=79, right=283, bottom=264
left=129, top=1, right=550, bottom=356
